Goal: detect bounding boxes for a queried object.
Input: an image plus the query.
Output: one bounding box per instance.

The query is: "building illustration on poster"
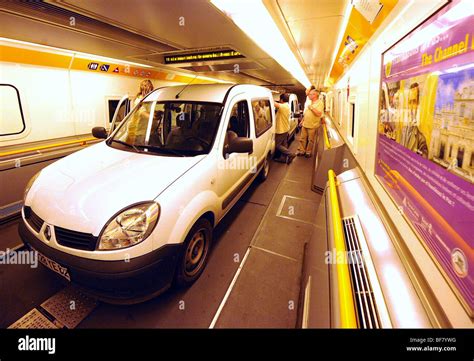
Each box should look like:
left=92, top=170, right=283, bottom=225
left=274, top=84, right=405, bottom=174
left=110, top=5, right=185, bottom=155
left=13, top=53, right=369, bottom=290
left=375, top=0, right=474, bottom=315
left=431, top=69, right=474, bottom=183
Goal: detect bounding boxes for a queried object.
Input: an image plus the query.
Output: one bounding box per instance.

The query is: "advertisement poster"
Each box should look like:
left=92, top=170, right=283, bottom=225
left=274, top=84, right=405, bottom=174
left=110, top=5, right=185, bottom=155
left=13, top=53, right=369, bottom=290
left=376, top=0, right=474, bottom=314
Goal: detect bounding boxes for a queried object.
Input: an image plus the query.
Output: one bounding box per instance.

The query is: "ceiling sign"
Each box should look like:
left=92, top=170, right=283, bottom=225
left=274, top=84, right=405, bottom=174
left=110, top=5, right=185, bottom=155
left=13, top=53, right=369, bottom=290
left=164, top=50, right=244, bottom=64
left=353, top=0, right=384, bottom=24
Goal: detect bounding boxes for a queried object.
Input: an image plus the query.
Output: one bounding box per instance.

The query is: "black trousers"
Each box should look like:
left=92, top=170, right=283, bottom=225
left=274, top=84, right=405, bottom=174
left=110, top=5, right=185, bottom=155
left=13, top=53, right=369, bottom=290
left=275, top=132, right=291, bottom=159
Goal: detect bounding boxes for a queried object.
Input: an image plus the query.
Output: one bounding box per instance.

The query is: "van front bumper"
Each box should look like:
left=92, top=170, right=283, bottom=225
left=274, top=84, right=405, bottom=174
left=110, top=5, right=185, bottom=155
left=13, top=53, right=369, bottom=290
left=19, top=221, right=182, bottom=304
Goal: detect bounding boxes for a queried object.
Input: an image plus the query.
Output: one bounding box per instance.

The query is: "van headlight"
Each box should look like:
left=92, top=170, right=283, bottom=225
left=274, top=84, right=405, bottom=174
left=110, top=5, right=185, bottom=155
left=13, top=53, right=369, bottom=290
left=24, top=171, right=41, bottom=202
left=98, top=202, right=160, bottom=250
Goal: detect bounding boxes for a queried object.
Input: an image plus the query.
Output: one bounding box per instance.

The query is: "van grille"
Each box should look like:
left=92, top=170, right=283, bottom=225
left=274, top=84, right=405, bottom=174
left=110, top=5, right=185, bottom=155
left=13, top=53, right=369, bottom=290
left=342, top=216, right=381, bottom=329
left=55, top=227, right=98, bottom=251
left=24, top=206, right=44, bottom=233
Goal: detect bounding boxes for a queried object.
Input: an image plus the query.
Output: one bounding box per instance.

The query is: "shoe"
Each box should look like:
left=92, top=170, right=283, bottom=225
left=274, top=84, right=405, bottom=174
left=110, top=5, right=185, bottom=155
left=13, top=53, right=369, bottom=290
left=286, top=153, right=296, bottom=164
left=273, top=157, right=287, bottom=163
left=296, top=151, right=305, bottom=156
left=304, top=153, right=311, bottom=158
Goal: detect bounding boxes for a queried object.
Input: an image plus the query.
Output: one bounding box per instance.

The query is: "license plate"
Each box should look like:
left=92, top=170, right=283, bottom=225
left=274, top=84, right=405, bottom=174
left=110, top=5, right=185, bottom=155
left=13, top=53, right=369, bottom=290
left=34, top=248, right=71, bottom=282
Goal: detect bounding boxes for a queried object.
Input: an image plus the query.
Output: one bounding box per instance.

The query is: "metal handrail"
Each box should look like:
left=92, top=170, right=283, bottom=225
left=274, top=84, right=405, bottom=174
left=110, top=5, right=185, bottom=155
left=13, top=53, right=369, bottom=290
left=328, top=169, right=358, bottom=328
left=323, top=123, right=331, bottom=149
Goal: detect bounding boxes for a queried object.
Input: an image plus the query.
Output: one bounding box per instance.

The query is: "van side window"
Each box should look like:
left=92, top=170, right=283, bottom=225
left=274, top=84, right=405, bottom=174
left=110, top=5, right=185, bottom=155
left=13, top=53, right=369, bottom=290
left=108, top=99, right=120, bottom=124
left=228, top=100, right=250, bottom=138
left=251, top=99, right=271, bottom=137
left=0, top=84, right=26, bottom=136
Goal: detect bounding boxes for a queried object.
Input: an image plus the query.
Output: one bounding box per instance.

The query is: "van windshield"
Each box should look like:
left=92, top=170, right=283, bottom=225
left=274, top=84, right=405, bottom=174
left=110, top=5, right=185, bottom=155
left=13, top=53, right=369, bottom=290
left=108, top=101, right=223, bottom=156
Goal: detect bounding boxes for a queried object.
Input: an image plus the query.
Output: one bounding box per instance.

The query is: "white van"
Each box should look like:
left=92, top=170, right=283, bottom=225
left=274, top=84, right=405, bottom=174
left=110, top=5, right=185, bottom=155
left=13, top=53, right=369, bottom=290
left=19, top=83, right=275, bottom=303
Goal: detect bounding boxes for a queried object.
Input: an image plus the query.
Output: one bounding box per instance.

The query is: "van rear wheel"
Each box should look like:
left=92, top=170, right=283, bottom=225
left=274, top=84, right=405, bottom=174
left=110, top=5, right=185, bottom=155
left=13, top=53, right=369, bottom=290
left=174, top=218, right=212, bottom=287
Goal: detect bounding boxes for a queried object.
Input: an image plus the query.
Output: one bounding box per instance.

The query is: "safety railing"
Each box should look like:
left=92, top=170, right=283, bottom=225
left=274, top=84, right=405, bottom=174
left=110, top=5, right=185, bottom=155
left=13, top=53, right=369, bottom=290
left=323, top=123, right=331, bottom=149
left=0, top=137, right=97, bottom=158
left=327, top=169, right=357, bottom=328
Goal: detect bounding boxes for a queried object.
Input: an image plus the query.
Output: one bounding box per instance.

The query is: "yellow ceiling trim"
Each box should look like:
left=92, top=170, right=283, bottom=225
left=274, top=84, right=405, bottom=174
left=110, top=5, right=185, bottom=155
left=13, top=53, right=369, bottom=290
left=0, top=44, right=215, bottom=84
left=328, top=0, right=399, bottom=85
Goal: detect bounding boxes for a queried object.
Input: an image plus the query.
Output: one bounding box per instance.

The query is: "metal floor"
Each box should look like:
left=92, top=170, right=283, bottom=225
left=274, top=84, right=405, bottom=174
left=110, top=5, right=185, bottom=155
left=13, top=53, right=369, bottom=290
left=1, top=141, right=322, bottom=328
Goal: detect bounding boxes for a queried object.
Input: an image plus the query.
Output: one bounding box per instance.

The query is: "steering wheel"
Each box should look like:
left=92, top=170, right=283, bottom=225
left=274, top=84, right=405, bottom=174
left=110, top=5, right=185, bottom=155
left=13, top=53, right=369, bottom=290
left=185, top=136, right=211, bottom=147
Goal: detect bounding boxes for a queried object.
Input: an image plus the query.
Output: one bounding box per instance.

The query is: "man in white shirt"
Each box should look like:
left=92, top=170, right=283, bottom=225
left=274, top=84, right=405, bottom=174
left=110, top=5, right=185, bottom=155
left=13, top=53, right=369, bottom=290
left=304, top=85, right=316, bottom=112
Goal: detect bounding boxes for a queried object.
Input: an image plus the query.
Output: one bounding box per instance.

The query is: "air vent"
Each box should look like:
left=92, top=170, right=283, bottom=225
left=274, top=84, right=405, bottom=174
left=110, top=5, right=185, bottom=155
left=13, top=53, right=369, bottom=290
left=0, top=1, right=175, bottom=53
left=24, top=206, right=44, bottom=233
left=342, top=216, right=381, bottom=328
left=55, top=226, right=98, bottom=251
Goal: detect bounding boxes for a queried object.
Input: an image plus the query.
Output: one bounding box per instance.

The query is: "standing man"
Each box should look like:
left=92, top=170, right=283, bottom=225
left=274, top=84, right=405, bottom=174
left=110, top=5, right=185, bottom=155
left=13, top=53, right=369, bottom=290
left=274, top=93, right=297, bottom=164
left=298, top=89, right=324, bottom=158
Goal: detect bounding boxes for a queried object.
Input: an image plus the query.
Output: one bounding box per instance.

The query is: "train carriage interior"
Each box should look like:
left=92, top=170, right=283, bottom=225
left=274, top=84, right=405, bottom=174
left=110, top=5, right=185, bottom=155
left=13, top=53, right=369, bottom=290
left=0, top=0, right=473, bottom=354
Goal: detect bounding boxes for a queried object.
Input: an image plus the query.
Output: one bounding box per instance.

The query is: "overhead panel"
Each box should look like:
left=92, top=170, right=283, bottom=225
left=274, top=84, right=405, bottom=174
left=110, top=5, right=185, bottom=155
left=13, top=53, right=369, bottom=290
left=48, top=0, right=300, bottom=88
left=276, top=0, right=349, bottom=89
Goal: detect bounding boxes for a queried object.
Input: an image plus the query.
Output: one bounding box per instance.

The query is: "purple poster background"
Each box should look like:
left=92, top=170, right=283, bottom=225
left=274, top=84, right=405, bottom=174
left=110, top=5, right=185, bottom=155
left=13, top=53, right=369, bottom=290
left=383, top=0, right=474, bottom=82
left=375, top=0, right=474, bottom=314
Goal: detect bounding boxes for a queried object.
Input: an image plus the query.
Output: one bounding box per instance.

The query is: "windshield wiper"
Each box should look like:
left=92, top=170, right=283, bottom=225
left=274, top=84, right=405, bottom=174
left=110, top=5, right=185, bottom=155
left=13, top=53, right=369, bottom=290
left=136, top=145, right=187, bottom=157
left=109, top=139, right=142, bottom=153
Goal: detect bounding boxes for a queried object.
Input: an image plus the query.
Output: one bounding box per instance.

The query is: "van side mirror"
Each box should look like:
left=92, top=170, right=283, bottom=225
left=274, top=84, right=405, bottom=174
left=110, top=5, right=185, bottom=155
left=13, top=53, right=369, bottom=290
left=227, top=136, right=253, bottom=154
left=92, top=127, right=108, bottom=139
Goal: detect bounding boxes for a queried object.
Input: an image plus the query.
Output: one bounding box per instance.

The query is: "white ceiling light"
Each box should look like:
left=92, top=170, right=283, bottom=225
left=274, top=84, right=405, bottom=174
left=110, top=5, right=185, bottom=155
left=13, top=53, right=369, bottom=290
left=211, top=0, right=311, bottom=88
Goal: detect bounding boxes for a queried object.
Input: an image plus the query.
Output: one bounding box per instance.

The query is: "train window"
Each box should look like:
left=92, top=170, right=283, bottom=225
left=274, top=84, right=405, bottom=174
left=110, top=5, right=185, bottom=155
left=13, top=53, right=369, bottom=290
left=108, top=99, right=120, bottom=123
left=350, top=103, right=356, bottom=138
left=229, top=100, right=250, bottom=138
left=251, top=99, right=272, bottom=137
left=338, top=91, right=343, bottom=126
left=0, top=84, right=26, bottom=136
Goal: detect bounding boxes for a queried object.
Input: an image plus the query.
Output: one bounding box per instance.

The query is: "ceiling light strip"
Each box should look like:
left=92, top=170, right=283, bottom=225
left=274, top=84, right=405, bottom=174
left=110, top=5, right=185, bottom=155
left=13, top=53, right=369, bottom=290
left=211, top=0, right=311, bottom=88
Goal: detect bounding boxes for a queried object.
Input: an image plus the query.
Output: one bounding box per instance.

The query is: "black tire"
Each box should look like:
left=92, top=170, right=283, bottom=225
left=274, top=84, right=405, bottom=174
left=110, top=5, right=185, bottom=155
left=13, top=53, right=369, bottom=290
left=174, top=218, right=212, bottom=287
left=258, top=153, right=271, bottom=182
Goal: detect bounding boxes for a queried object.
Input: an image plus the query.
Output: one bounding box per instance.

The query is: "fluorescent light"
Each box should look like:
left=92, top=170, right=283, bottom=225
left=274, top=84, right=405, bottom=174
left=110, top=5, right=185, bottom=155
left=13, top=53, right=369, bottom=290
left=444, top=0, right=473, bottom=22
left=383, top=264, right=425, bottom=327
left=445, top=63, right=474, bottom=73
left=211, top=0, right=311, bottom=88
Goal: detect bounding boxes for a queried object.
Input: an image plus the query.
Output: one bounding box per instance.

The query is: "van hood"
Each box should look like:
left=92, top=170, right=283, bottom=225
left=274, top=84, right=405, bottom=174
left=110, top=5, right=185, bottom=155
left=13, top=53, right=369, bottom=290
left=27, top=142, right=204, bottom=235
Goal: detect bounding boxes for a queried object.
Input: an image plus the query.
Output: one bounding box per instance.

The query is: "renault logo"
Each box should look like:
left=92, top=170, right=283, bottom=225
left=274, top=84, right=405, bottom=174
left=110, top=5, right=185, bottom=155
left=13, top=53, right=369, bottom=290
left=44, top=225, right=52, bottom=241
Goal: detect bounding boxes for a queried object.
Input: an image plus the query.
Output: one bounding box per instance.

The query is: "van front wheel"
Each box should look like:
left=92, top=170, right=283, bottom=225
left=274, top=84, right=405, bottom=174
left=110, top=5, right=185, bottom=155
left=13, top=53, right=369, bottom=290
left=174, top=218, right=212, bottom=287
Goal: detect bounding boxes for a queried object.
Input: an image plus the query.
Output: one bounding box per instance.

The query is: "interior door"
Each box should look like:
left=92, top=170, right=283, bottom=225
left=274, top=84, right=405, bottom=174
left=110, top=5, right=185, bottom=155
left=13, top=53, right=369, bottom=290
left=290, top=98, right=299, bottom=134
left=250, top=97, right=272, bottom=166
left=110, top=94, right=131, bottom=132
